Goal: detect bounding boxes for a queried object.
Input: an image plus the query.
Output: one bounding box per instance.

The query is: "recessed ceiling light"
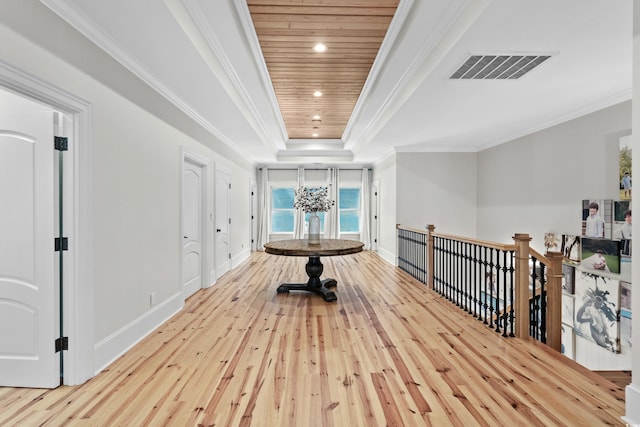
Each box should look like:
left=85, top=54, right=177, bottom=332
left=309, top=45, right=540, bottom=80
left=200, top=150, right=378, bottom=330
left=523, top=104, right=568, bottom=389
left=313, top=91, right=322, bottom=97
left=312, top=133, right=319, bottom=137
left=313, top=115, right=321, bottom=120
left=313, top=43, right=327, bottom=52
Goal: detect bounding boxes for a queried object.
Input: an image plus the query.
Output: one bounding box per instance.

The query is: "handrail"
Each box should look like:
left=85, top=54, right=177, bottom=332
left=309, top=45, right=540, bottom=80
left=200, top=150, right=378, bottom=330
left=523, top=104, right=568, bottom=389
left=396, top=224, right=428, bottom=234
left=433, top=231, right=517, bottom=252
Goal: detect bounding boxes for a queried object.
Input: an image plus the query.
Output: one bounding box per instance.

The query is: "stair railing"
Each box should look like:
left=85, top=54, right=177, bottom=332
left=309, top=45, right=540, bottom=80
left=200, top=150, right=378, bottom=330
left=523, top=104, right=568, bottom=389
left=397, top=224, right=562, bottom=350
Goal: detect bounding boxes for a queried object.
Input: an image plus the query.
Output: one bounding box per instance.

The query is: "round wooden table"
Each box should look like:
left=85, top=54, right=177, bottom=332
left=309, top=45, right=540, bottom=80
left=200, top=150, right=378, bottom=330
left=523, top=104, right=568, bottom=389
left=263, top=239, right=364, bottom=302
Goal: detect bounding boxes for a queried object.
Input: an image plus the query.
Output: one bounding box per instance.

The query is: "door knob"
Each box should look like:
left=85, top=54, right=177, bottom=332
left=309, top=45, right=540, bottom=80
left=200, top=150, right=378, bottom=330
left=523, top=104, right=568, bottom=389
left=216, top=228, right=221, bottom=232
left=183, top=236, right=188, bottom=238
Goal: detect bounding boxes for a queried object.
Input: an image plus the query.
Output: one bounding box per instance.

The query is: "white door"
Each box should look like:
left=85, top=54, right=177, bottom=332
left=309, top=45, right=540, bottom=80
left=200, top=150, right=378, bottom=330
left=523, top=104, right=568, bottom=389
left=0, top=110, right=59, bottom=388
left=215, top=168, right=231, bottom=278
left=372, top=180, right=380, bottom=251
left=182, top=159, right=204, bottom=298
left=250, top=180, right=257, bottom=252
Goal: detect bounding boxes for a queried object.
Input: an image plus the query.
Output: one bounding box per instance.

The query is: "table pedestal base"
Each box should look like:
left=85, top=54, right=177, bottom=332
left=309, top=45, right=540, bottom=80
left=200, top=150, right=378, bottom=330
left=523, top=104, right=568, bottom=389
left=276, top=256, right=338, bottom=302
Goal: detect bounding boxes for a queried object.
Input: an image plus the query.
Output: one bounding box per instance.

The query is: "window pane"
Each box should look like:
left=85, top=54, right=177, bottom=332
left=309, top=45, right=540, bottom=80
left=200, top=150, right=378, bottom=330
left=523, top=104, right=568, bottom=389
left=340, top=211, right=360, bottom=232
left=339, top=188, right=360, bottom=232
left=339, top=188, right=360, bottom=209
left=272, top=211, right=294, bottom=232
left=272, top=188, right=294, bottom=209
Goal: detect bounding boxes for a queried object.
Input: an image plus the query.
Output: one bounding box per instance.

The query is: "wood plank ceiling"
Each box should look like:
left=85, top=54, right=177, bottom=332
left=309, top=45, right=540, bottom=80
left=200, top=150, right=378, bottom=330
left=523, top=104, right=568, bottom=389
left=247, top=0, right=400, bottom=140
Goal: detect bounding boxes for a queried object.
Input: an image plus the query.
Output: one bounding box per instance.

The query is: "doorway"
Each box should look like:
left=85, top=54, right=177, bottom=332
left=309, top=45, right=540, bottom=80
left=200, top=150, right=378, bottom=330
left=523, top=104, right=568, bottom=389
left=215, top=167, right=231, bottom=278
left=250, top=180, right=257, bottom=252
left=0, top=60, right=94, bottom=387
left=372, top=180, right=380, bottom=252
left=181, top=150, right=210, bottom=299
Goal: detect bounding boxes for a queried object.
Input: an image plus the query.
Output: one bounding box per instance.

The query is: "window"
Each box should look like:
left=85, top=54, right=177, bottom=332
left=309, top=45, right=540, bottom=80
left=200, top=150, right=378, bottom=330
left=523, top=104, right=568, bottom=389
left=339, top=188, right=360, bottom=232
left=271, top=186, right=362, bottom=234
left=271, top=187, right=294, bottom=232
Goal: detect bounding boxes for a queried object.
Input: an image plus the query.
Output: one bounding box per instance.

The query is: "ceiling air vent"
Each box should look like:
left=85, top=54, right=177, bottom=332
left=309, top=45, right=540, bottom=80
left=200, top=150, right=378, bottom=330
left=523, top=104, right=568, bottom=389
left=450, top=55, right=551, bottom=79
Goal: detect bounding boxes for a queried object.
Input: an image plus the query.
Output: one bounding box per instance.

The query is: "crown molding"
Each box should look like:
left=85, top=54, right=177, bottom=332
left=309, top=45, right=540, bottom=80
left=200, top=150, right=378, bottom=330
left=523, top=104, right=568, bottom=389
left=346, top=0, right=491, bottom=157
left=40, top=0, right=260, bottom=160
left=230, top=0, right=288, bottom=144
left=476, top=88, right=633, bottom=152
left=183, top=0, right=286, bottom=149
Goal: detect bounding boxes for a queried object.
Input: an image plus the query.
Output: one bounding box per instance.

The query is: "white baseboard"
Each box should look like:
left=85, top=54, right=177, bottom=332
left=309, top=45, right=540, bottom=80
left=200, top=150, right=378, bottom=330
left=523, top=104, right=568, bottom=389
left=207, top=270, right=217, bottom=288
left=93, top=292, right=183, bottom=374
left=623, top=383, right=640, bottom=426
left=377, top=247, right=396, bottom=266
left=233, top=247, right=251, bottom=267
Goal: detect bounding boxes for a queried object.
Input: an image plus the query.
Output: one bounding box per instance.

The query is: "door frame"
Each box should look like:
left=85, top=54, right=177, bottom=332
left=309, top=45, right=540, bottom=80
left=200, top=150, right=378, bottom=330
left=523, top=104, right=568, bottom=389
left=250, top=179, right=257, bottom=252
left=181, top=148, right=211, bottom=297
left=215, top=165, right=232, bottom=278
left=372, top=180, right=380, bottom=252
left=0, top=59, right=94, bottom=385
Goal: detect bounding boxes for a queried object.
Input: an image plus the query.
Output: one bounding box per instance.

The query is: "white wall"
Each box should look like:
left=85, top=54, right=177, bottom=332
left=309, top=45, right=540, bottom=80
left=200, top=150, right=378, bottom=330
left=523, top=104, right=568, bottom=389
left=0, top=2, right=255, bottom=375
left=477, top=101, right=631, bottom=252
left=396, top=152, right=478, bottom=237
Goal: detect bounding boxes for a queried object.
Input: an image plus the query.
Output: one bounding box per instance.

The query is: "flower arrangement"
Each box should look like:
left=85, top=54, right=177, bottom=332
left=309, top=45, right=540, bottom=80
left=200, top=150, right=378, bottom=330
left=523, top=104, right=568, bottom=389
left=293, top=186, right=335, bottom=213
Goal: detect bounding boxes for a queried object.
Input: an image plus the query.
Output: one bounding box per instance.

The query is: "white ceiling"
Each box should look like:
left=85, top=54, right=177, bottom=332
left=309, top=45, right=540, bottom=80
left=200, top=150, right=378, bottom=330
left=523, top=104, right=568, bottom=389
left=39, top=0, right=632, bottom=167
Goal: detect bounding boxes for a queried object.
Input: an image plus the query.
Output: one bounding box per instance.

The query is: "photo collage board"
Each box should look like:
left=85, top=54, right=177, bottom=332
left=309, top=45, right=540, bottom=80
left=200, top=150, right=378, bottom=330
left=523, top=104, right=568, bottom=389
left=547, top=137, right=632, bottom=358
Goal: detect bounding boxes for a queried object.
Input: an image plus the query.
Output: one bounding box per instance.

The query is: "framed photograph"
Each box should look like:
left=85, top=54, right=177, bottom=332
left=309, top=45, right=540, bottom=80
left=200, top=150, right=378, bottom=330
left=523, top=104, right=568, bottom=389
left=544, top=232, right=562, bottom=253
left=619, top=135, right=632, bottom=201
left=620, top=281, right=631, bottom=310
left=582, top=199, right=612, bottom=239
left=562, top=293, right=575, bottom=325
left=613, top=200, right=631, bottom=256
left=621, top=309, right=632, bottom=349
left=562, top=324, right=575, bottom=359
left=581, top=237, right=620, bottom=274
left=562, top=263, right=575, bottom=294
left=574, top=271, right=620, bottom=353
left=561, top=234, right=581, bottom=265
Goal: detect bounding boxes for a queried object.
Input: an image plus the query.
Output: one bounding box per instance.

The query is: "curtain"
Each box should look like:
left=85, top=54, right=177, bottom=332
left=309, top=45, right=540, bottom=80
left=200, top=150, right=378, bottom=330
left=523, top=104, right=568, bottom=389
left=256, top=168, right=269, bottom=250
left=360, top=168, right=371, bottom=250
left=324, top=168, right=339, bottom=238
left=293, top=168, right=306, bottom=239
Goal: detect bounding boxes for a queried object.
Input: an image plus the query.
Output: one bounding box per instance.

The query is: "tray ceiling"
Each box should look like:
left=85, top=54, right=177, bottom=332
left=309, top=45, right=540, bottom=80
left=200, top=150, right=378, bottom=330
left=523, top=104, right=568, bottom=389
left=36, top=0, right=632, bottom=166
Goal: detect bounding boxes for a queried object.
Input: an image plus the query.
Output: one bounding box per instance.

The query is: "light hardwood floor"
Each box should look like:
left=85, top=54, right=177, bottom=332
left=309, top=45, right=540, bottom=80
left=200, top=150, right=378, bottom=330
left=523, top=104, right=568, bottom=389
left=0, top=251, right=625, bottom=426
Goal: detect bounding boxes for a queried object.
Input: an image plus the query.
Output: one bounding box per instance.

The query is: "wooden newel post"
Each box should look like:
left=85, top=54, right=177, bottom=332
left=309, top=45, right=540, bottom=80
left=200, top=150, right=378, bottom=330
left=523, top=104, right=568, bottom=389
left=513, top=233, right=532, bottom=339
left=427, top=224, right=435, bottom=290
left=545, top=251, right=564, bottom=352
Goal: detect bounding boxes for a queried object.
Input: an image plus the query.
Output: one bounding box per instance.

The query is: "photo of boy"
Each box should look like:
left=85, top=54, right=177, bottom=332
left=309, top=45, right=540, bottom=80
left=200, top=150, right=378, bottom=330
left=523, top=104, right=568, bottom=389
left=582, top=199, right=612, bottom=239
left=581, top=238, right=620, bottom=274
left=613, top=206, right=631, bottom=256
left=584, top=202, right=605, bottom=238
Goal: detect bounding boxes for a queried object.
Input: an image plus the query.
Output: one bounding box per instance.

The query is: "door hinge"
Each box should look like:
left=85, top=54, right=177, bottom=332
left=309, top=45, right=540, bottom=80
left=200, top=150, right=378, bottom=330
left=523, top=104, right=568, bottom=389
left=54, top=136, right=68, bottom=151
left=55, top=337, right=68, bottom=352
left=228, top=183, right=231, bottom=189
left=228, top=253, right=231, bottom=259
left=229, top=218, right=231, bottom=224
left=55, top=237, right=69, bottom=251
